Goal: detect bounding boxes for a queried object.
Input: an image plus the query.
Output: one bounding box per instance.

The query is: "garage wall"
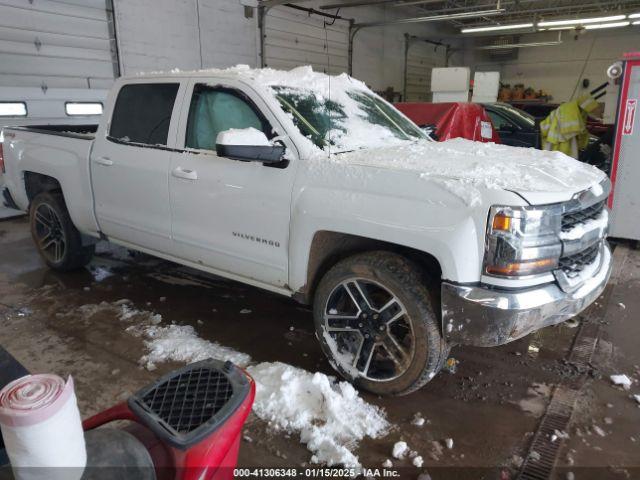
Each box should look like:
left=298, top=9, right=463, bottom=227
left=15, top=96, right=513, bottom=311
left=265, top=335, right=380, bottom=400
left=405, top=38, right=448, bottom=101
left=113, top=0, right=458, bottom=95
left=469, top=28, right=640, bottom=103
left=346, top=6, right=458, bottom=94
left=113, top=0, right=258, bottom=75
left=263, top=6, right=349, bottom=75
left=0, top=0, right=116, bottom=124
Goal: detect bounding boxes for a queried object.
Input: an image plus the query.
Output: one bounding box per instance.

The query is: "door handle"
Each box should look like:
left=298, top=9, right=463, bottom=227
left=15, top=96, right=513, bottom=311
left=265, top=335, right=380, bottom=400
left=94, top=156, right=113, bottom=166
left=172, top=167, right=198, bottom=180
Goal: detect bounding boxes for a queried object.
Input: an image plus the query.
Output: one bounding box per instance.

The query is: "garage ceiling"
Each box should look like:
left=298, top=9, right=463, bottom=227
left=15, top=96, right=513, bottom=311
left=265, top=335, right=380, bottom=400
left=314, top=0, right=640, bottom=28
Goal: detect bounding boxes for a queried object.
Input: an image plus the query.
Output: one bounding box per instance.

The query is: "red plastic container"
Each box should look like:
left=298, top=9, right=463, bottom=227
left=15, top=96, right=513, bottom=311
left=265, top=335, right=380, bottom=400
left=83, top=360, right=255, bottom=480
left=396, top=102, right=501, bottom=143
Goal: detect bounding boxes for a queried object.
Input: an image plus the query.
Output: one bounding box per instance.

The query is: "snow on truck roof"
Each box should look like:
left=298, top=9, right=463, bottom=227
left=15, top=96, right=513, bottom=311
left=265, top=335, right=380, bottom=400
left=132, top=64, right=370, bottom=91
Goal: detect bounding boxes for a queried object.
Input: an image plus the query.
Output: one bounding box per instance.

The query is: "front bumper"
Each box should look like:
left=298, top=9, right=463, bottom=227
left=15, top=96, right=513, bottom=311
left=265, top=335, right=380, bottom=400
left=441, top=243, right=612, bottom=347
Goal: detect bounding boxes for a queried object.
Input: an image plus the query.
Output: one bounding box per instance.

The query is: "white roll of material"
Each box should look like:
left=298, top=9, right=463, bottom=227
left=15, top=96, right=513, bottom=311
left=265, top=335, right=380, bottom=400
left=0, top=374, right=86, bottom=480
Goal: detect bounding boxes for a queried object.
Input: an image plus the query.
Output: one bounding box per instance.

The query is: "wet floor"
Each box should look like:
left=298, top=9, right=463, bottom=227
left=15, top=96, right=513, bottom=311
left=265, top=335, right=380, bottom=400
left=0, top=216, right=639, bottom=479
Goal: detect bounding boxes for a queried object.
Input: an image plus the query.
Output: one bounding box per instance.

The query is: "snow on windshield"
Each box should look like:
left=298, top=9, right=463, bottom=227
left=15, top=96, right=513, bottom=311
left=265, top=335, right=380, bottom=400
left=224, top=65, right=427, bottom=153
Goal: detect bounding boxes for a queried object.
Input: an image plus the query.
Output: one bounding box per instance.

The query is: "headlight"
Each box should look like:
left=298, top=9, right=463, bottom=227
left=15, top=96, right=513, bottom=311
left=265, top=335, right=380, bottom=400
left=484, top=205, right=562, bottom=277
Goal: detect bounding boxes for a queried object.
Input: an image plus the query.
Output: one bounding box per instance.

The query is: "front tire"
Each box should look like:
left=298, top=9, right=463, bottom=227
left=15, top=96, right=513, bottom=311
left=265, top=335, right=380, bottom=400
left=313, top=251, right=449, bottom=396
left=29, top=192, right=94, bottom=271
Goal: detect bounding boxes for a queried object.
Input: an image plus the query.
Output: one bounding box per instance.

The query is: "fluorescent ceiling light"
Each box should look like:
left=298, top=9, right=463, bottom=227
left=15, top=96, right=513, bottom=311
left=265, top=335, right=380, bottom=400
left=538, top=15, right=626, bottom=27
left=476, top=40, right=562, bottom=50
left=0, top=102, right=27, bottom=117
left=629, top=13, right=640, bottom=18
left=65, top=102, right=103, bottom=116
left=355, top=8, right=505, bottom=27
left=633, top=20, right=640, bottom=25
left=584, top=21, right=630, bottom=30
left=541, top=26, right=578, bottom=31
left=462, top=23, right=533, bottom=33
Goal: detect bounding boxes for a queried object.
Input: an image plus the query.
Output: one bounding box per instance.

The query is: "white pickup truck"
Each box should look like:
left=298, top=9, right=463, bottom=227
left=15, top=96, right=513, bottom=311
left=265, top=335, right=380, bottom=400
left=0, top=66, right=611, bottom=395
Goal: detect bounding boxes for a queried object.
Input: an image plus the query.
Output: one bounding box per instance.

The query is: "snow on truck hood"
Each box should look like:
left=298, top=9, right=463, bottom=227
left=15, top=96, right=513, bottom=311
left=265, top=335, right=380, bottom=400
left=322, top=138, right=607, bottom=206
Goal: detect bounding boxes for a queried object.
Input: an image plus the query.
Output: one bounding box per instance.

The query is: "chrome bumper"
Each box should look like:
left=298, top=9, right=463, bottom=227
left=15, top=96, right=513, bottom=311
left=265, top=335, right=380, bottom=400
left=441, top=243, right=612, bottom=347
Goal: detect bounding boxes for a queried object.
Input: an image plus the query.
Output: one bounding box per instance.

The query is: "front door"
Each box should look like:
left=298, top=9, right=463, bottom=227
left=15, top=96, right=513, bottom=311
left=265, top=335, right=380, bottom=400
left=91, top=81, right=183, bottom=253
left=168, top=79, right=297, bottom=287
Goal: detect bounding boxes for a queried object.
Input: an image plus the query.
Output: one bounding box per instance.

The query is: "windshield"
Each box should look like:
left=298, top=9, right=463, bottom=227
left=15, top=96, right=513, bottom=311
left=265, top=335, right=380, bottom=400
left=272, top=86, right=427, bottom=152
left=496, top=103, right=536, bottom=128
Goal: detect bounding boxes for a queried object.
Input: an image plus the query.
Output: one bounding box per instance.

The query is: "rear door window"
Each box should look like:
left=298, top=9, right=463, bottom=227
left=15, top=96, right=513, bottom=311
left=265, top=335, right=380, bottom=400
left=110, top=83, right=179, bottom=146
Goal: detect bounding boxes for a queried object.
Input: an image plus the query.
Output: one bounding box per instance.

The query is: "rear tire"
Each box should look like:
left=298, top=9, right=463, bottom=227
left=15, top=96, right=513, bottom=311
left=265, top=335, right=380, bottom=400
left=313, top=251, right=450, bottom=396
left=29, top=192, right=94, bottom=271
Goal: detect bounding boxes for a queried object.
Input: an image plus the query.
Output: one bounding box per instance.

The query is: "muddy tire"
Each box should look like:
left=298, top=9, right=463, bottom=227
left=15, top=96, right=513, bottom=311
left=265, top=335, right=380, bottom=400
left=313, top=251, right=450, bottom=396
left=29, top=192, right=94, bottom=271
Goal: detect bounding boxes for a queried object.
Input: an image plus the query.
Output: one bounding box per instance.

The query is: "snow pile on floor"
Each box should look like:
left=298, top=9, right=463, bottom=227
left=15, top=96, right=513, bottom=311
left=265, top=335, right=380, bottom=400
left=610, top=374, right=632, bottom=390
left=130, top=323, right=251, bottom=370
left=246, top=362, right=389, bottom=469
left=392, top=441, right=409, bottom=459
left=411, top=413, right=426, bottom=427
left=92, top=297, right=390, bottom=468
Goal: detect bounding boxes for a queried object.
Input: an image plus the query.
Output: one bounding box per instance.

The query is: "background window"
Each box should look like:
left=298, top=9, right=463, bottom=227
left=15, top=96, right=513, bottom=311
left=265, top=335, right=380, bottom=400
left=185, top=86, right=270, bottom=151
left=66, top=102, right=103, bottom=116
left=0, top=102, right=27, bottom=117
left=110, top=83, right=179, bottom=146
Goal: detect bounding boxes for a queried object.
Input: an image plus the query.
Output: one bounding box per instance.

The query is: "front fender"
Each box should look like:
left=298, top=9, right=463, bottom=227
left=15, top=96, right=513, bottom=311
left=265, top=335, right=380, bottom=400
left=289, top=184, right=487, bottom=292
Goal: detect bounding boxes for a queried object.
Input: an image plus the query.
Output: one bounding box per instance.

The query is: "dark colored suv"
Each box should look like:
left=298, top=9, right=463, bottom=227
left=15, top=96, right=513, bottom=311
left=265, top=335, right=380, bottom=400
left=482, top=102, right=541, bottom=148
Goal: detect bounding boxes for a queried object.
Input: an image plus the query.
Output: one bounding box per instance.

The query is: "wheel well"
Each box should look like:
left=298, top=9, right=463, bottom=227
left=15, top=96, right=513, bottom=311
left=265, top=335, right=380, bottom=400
left=24, top=172, right=62, bottom=202
left=300, top=231, right=442, bottom=305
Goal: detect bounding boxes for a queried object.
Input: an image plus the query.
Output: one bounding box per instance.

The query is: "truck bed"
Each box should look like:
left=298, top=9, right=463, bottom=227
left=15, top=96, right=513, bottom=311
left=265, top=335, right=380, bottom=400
left=2, top=123, right=100, bottom=235
left=6, top=124, right=98, bottom=140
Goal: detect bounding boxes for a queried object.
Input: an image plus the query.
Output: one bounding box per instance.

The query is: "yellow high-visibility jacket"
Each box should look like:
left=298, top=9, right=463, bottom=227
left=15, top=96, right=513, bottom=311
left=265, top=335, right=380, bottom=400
left=540, top=94, right=598, bottom=158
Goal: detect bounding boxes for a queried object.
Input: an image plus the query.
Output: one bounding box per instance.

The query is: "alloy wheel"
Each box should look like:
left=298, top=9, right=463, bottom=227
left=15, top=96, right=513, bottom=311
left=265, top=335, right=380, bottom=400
left=33, top=203, right=66, bottom=264
left=323, top=278, right=415, bottom=382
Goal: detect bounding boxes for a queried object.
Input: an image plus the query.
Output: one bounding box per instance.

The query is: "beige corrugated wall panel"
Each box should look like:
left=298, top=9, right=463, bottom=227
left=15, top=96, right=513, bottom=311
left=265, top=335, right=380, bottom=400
left=264, top=6, right=349, bottom=75
left=405, top=41, right=446, bottom=102
left=0, top=0, right=116, bottom=122
left=113, top=0, right=258, bottom=74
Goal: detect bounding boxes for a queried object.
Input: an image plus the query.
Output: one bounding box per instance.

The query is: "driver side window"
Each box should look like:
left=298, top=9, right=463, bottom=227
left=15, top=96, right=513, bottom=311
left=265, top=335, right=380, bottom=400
left=185, top=85, right=272, bottom=152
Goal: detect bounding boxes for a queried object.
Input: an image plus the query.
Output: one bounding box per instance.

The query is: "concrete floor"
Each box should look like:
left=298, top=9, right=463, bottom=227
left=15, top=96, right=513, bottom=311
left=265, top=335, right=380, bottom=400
left=0, top=216, right=639, bottom=479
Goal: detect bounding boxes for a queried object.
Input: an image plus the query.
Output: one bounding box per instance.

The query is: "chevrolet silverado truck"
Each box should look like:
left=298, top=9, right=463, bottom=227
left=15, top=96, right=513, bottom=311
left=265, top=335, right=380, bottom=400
left=0, top=66, right=612, bottom=395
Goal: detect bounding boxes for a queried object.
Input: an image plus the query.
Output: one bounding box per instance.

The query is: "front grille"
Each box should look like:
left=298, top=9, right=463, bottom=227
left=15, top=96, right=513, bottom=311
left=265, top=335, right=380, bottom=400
left=561, top=201, right=605, bottom=232
left=559, top=242, right=600, bottom=278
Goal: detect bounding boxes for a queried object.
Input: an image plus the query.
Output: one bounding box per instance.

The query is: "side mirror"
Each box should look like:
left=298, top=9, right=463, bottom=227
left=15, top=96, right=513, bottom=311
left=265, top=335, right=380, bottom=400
left=215, top=128, right=285, bottom=163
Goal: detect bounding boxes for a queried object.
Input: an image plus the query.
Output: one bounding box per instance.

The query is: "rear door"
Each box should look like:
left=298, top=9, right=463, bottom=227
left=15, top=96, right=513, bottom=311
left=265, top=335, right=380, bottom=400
left=168, top=78, right=298, bottom=287
left=91, top=80, right=185, bottom=252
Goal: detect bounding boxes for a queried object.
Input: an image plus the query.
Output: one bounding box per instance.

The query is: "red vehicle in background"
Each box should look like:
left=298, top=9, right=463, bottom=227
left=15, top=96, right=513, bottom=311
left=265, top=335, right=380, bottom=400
left=395, top=102, right=501, bottom=143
